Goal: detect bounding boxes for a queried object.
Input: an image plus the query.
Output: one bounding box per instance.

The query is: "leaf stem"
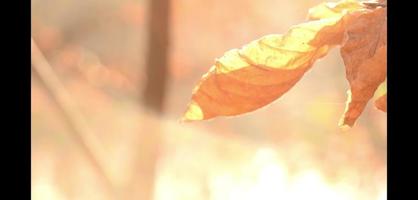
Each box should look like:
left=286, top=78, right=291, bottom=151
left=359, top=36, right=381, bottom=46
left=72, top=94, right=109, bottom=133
left=362, top=0, right=386, bottom=8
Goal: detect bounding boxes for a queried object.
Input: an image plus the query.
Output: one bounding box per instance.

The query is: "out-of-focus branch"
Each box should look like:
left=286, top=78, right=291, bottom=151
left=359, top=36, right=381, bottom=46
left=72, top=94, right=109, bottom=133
left=31, top=38, right=115, bottom=196
left=142, top=0, right=171, bottom=114
left=130, top=0, right=172, bottom=199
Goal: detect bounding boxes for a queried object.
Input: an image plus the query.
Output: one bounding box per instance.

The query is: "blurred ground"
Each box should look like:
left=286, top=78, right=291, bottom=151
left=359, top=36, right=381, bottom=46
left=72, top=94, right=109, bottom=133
left=31, top=0, right=386, bottom=199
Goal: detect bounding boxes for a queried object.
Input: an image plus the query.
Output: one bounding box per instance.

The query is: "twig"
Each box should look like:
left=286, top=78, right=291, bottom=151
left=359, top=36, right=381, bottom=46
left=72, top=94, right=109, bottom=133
left=362, top=0, right=387, bottom=8
left=31, top=38, right=115, bottom=196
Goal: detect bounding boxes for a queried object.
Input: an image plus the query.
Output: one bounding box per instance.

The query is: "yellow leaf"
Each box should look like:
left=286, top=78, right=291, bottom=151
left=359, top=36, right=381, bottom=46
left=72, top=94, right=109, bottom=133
left=183, top=0, right=387, bottom=127
left=183, top=0, right=363, bottom=121
left=308, top=0, right=364, bottom=20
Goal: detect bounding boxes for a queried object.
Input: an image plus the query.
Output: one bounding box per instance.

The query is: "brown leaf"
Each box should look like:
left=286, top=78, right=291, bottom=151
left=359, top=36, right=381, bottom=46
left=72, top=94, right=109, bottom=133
left=182, top=0, right=364, bottom=122
left=374, top=93, right=387, bottom=112
left=339, top=7, right=387, bottom=127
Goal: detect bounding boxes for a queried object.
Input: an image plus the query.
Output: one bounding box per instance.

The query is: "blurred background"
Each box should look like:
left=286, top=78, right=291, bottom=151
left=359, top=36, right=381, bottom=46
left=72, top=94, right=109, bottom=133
left=31, top=0, right=387, bottom=199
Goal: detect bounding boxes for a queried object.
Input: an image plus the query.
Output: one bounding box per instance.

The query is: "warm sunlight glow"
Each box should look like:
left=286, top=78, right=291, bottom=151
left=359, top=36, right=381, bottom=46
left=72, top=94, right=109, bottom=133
left=32, top=0, right=387, bottom=199
left=32, top=179, right=64, bottom=200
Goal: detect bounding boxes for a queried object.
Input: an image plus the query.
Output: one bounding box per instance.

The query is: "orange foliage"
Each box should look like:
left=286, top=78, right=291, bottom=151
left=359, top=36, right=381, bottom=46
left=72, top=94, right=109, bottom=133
left=183, top=0, right=387, bottom=128
left=374, top=93, right=387, bottom=112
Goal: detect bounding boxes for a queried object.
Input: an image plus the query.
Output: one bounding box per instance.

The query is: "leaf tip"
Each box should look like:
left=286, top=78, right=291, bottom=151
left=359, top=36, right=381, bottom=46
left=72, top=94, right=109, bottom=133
left=182, top=101, right=204, bottom=122
left=374, top=93, right=387, bottom=112
left=338, top=122, right=352, bottom=132
left=338, top=90, right=355, bottom=130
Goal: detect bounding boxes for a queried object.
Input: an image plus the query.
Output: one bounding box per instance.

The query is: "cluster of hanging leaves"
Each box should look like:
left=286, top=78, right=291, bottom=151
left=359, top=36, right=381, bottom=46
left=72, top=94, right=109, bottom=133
left=182, top=0, right=387, bottom=128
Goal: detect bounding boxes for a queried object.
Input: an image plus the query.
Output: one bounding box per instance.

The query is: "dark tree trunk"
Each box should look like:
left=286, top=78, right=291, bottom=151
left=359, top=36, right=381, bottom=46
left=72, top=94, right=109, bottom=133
left=132, top=1, right=171, bottom=199
left=142, top=0, right=171, bottom=114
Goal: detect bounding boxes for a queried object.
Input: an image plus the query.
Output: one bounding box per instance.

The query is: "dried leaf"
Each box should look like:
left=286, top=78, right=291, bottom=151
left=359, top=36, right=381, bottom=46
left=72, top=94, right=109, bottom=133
left=308, top=0, right=363, bottom=20
left=339, top=7, right=387, bottom=127
left=182, top=0, right=363, bottom=122
left=183, top=0, right=387, bottom=128
left=374, top=93, right=387, bottom=112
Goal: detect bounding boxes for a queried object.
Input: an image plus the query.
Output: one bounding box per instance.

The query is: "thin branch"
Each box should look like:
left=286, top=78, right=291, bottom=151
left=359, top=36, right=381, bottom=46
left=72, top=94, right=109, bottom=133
left=362, top=0, right=387, bottom=8
left=31, top=38, right=115, bottom=196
